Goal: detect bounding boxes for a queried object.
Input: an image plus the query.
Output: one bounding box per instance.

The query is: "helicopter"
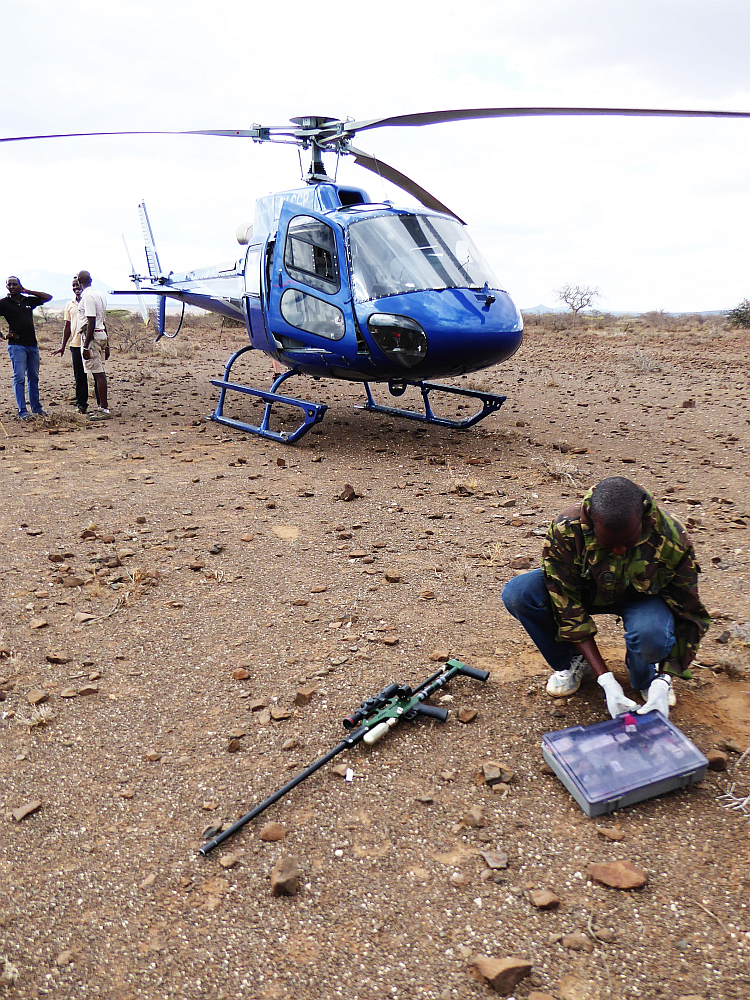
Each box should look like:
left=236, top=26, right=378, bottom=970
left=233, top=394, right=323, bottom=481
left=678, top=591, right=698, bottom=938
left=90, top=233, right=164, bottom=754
left=4, top=106, right=750, bottom=443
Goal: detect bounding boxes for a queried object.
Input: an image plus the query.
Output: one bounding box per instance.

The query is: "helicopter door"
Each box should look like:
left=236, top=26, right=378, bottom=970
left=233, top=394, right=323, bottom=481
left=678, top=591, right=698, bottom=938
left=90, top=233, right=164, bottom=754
left=268, top=204, right=350, bottom=353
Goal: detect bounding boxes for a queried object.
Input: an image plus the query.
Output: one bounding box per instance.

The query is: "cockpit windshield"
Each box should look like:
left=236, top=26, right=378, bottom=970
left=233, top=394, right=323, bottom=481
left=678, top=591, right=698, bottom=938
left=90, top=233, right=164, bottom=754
left=347, top=213, right=500, bottom=302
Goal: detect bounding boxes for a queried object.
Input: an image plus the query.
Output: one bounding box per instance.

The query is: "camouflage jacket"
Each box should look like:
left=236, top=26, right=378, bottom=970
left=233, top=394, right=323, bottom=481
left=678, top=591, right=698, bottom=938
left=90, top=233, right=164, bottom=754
left=541, top=488, right=710, bottom=677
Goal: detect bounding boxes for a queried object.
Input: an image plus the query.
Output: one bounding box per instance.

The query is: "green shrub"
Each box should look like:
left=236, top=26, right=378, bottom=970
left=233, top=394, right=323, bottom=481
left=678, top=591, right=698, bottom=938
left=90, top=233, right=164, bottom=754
left=727, top=299, right=750, bottom=328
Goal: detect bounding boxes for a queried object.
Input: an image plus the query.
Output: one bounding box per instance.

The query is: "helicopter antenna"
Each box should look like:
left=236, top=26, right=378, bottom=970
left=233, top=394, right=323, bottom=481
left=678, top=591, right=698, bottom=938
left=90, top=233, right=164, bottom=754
left=297, top=146, right=304, bottom=182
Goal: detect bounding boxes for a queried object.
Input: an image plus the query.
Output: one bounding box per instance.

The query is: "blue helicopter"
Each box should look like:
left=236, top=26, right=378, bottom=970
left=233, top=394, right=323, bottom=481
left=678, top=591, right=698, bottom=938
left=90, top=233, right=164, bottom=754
left=5, top=106, right=750, bottom=443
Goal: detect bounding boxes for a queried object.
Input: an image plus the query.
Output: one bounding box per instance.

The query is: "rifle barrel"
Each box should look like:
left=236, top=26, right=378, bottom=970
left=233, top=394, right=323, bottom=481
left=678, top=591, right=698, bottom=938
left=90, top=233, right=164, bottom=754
left=199, top=730, right=365, bottom=856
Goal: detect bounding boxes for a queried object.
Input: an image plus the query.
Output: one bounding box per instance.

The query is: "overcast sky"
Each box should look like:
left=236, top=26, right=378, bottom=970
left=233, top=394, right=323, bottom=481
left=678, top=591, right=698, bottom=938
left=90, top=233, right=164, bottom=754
left=2, top=0, right=749, bottom=311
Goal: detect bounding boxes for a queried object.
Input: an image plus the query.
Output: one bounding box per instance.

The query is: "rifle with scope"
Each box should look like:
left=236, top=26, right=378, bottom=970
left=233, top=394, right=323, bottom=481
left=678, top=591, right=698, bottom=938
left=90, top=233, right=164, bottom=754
left=199, top=658, right=489, bottom=856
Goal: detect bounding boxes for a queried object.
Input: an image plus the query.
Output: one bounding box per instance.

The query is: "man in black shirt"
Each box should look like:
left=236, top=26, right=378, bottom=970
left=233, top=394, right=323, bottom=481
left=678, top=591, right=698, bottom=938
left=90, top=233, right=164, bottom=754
left=0, top=276, right=52, bottom=419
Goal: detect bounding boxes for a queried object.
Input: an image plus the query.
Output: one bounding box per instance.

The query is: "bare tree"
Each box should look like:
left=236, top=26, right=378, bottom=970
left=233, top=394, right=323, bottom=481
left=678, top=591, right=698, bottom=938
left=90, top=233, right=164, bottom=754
left=555, top=283, right=600, bottom=319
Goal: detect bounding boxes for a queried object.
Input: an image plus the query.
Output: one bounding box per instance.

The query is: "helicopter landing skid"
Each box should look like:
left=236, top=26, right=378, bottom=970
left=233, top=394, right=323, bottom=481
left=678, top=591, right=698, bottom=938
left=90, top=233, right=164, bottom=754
left=358, top=379, right=507, bottom=429
left=210, top=351, right=326, bottom=443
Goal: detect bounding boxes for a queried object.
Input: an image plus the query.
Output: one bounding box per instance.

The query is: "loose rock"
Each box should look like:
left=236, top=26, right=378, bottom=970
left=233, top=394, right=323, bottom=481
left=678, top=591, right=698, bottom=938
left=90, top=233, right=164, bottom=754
left=597, top=825, right=625, bottom=842
left=562, top=932, right=594, bottom=953
left=270, top=856, right=302, bottom=895
left=480, top=850, right=508, bottom=870
left=260, top=822, right=287, bottom=842
left=45, top=653, right=71, bottom=664
left=462, top=804, right=486, bottom=828
left=458, top=707, right=478, bottom=724
left=294, top=686, right=316, bottom=707
left=528, top=889, right=559, bottom=909
left=469, top=955, right=532, bottom=994
left=27, top=689, right=49, bottom=705
left=706, top=750, right=728, bottom=771
left=11, top=800, right=43, bottom=822
left=232, top=668, right=250, bottom=680
left=587, top=860, right=648, bottom=889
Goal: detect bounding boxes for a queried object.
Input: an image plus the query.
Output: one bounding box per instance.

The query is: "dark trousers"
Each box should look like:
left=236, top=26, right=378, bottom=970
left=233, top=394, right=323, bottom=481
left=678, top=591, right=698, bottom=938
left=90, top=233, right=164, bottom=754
left=70, top=347, right=100, bottom=410
left=70, top=346, right=88, bottom=411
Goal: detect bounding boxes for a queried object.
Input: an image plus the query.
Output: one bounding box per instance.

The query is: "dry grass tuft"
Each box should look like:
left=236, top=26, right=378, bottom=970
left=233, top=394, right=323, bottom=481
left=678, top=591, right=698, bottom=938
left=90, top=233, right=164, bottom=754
left=533, top=455, right=579, bottom=486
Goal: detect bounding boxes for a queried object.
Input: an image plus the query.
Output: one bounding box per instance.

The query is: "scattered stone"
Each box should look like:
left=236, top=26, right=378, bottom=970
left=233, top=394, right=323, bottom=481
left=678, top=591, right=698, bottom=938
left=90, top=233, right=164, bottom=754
left=209, top=543, right=224, bottom=554
left=226, top=739, right=242, bottom=753
left=528, top=889, right=559, bottom=909
left=621, top=456, right=636, bottom=464
left=240, top=533, right=254, bottom=542
left=337, top=483, right=358, bottom=502
left=11, top=800, right=43, bottom=822
left=450, top=871, right=471, bottom=887
left=480, top=851, right=508, bottom=870
left=483, top=763, right=513, bottom=786
left=594, top=928, right=615, bottom=943
left=74, top=611, right=96, bottom=624
left=260, top=822, right=287, bottom=842
left=294, top=686, right=317, bottom=707
left=140, top=873, right=156, bottom=888
left=509, top=554, right=532, bottom=570
left=540, top=763, right=555, bottom=776
left=45, top=653, right=71, bottom=664
left=119, top=789, right=135, bottom=799
left=706, top=750, right=729, bottom=771
left=144, top=750, right=162, bottom=762
left=682, top=398, right=696, bottom=408
left=717, top=738, right=742, bottom=754
left=78, top=684, right=98, bottom=696
left=282, top=738, right=298, bottom=751
left=596, top=826, right=625, bottom=842
left=384, top=570, right=401, bottom=583
left=420, top=589, right=436, bottom=599
left=202, top=824, right=222, bottom=839
left=416, top=794, right=434, bottom=804
left=189, top=560, right=205, bottom=571
left=310, top=585, right=327, bottom=593
left=231, top=668, right=250, bottom=680
left=61, top=577, right=86, bottom=588
left=587, top=860, right=647, bottom=889
left=332, top=764, right=349, bottom=777
left=382, top=635, right=399, bottom=646
left=469, top=955, right=532, bottom=994
left=562, top=932, right=594, bottom=953
left=270, top=856, right=302, bottom=895
left=219, top=853, right=239, bottom=869
left=257, top=708, right=272, bottom=726
left=60, top=688, right=78, bottom=698
left=26, top=688, right=49, bottom=705
left=55, top=950, right=74, bottom=967
left=118, top=548, right=135, bottom=559
left=48, top=553, right=65, bottom=563
left=462, top=804, right=486, bottom=828
left=28, top=618, right=48, bottom=630
left=202, top=800, right=218, bottom=811
left=249, top=698, right=269, bottom=712
left=270, top=706, right=291, bottom=721
left=430, top=649, right=450, bottom=662
left=458, top=707, right=478, bottom=724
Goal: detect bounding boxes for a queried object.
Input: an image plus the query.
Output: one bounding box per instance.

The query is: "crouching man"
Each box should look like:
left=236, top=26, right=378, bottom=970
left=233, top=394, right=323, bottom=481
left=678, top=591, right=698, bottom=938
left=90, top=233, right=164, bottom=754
left=502, top=477, right=710, bottom=718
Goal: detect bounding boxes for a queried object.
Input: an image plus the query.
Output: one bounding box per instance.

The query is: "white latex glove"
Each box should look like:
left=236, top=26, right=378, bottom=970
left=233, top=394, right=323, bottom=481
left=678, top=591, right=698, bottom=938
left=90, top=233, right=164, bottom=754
left=636, top=674, right=672, bottom=718
left=597, top=671, right=638, bottom=718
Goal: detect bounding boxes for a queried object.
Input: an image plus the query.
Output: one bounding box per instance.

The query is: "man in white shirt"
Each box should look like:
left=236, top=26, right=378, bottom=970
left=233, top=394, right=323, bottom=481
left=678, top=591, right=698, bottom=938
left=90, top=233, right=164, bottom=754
left=54, top=276, right=94, bottom=413
left=77, top=270, right=110, bottom=419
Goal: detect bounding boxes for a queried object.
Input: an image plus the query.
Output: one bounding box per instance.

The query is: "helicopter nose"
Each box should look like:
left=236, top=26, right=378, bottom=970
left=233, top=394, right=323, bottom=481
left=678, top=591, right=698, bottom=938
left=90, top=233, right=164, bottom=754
left=358, top=288, right=522, bottom=379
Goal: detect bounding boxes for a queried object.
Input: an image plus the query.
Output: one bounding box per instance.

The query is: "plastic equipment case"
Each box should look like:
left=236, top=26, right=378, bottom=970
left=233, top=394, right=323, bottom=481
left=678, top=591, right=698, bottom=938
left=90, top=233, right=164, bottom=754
left=542, top=711, right=708, bottom=817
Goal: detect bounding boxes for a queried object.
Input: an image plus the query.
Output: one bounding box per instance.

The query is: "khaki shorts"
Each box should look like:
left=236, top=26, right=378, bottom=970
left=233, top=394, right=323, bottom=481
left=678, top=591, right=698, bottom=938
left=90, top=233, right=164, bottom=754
left=83, top=339, right=107, bottom=374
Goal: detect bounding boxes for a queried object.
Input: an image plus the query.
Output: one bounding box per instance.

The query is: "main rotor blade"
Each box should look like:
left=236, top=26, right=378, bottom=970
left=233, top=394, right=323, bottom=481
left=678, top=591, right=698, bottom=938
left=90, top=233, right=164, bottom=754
left=0, top=128, right=286, bottom=144
left=341, top=106, right=750, bottom=136
left=347, top=144, right=464, bottom=223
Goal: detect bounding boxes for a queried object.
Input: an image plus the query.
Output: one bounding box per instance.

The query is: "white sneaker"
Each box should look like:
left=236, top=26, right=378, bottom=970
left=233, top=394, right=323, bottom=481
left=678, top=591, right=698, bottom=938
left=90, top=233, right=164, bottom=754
left=546, top=655, right=590, bottom=696
left=640, top=679, right=677, bottom=708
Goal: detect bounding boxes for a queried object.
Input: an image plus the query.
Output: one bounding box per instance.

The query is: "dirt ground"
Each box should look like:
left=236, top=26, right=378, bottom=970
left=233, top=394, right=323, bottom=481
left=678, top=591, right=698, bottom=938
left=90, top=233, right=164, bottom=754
left=1, top=310, right=749, bottom=1000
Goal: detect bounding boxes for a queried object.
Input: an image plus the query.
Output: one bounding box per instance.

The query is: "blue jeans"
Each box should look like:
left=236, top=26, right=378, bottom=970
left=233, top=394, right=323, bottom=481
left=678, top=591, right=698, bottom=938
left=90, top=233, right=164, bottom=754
left=502, top=568, right=676, bottom=692
left=7, top=344, right=42, bottom=415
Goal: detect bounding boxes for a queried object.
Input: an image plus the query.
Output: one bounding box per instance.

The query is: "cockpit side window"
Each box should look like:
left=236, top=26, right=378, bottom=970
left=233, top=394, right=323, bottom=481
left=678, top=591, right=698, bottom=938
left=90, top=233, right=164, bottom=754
left=284, top=216, right=340, bottom=294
